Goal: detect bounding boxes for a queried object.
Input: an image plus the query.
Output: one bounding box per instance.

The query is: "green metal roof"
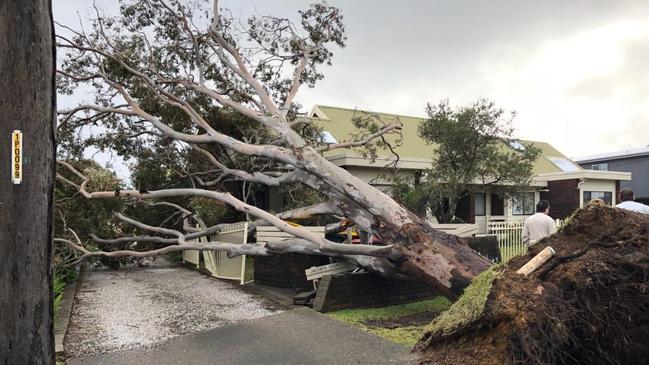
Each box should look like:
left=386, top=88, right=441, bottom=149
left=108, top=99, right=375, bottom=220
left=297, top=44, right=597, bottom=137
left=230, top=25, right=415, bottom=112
left=311, top=105, right=580, bottom=174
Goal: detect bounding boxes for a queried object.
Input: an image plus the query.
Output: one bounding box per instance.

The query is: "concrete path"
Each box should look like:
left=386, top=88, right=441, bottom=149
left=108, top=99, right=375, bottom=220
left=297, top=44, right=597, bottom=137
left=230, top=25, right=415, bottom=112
left=68, top=308, right=417, bottom=365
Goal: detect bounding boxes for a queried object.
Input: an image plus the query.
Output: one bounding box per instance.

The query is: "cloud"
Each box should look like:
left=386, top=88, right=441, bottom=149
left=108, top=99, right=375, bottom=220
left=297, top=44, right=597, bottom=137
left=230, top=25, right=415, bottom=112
left=53, top=0, right=649, bottom=165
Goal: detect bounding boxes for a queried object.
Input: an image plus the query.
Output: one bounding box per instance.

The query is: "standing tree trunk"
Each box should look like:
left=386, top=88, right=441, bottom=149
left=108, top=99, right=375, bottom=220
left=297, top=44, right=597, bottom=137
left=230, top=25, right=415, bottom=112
left=0, top=0, right=56, bottom=363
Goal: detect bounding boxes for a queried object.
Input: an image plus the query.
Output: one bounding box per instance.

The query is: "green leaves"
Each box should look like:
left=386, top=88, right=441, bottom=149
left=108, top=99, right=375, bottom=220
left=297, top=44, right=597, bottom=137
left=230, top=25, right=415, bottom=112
left=395, top=99, right=541, bottom=222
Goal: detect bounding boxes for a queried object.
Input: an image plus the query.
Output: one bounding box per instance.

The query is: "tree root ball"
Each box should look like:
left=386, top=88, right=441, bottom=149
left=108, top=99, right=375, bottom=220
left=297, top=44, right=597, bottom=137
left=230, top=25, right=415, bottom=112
left=415, top=206, right=649, bottom=365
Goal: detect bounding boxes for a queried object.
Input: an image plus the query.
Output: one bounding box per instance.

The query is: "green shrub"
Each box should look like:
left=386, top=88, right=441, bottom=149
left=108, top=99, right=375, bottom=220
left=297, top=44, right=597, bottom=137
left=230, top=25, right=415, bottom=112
left=53, top=272, right=66, bottom=319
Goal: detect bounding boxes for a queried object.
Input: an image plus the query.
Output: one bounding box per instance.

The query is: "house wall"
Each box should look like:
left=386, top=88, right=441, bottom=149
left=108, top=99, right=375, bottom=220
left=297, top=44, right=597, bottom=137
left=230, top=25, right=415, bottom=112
left=470, top=190, right=541, bottom=233
left=578, top=155, right=649, bottom=199
left=344, top=166, right=416, bottom=192
left=547, top=179, right=580, bottom=219
left=579, top=179, right=618, bottom=206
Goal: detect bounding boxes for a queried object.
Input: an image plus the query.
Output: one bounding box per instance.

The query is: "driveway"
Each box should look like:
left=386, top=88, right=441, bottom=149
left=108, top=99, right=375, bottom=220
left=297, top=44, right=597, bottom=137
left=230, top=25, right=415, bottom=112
left=68, top=308, right=417, bottom=365
left=65, top=259, right=282, bottom=357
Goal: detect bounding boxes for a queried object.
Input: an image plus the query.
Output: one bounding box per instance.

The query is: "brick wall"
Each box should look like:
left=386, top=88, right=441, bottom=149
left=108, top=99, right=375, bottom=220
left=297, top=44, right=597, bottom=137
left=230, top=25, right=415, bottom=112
left=312, top=272, right=439, bottom=313
left=254, top=254, right=330, bottom=291
left=547, top=179, right=580, bottom=219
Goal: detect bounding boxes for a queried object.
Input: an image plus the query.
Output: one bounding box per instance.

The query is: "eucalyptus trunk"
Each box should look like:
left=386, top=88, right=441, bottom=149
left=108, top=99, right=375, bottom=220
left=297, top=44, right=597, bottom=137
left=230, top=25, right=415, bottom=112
left=0, top=0, right=56, bottom=363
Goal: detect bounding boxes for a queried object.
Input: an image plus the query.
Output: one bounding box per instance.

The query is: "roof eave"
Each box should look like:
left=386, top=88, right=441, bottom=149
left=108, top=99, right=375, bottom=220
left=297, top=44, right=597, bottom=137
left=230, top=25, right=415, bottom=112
left=535, top=170, right=632, bottom=182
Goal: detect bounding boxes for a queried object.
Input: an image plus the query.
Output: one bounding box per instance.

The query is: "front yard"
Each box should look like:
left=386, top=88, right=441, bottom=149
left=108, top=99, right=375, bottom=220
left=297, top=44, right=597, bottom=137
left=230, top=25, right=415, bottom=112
left=327, top=297, right=451, bottom=346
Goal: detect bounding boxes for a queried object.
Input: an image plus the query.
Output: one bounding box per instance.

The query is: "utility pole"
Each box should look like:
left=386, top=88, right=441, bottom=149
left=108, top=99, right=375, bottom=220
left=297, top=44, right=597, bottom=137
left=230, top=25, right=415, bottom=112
left=0, top=0, right=56, bottom=363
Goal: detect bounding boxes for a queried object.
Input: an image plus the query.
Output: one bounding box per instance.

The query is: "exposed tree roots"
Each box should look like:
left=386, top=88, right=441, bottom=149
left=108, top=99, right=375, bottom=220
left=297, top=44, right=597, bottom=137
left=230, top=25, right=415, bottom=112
left=416, top=206, right=649, bottom=365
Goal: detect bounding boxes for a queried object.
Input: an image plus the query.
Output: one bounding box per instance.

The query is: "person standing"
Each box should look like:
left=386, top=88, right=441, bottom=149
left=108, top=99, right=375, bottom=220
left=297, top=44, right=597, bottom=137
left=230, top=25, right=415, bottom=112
left=616, top=188, right=649, bottom=214
left=522, top=200, right=557, bottom=246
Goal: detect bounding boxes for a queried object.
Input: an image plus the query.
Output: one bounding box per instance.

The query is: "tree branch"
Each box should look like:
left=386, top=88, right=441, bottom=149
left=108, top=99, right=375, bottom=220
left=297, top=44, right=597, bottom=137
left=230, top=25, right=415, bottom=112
left=317, top=123, right=402, bottom=152
left=57, top=163, right=396, bottom=258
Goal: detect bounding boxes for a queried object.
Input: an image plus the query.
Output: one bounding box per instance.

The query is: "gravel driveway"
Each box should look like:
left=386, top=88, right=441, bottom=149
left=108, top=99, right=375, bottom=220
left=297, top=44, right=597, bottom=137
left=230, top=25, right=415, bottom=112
left=65, top=259, right=282, bottom=357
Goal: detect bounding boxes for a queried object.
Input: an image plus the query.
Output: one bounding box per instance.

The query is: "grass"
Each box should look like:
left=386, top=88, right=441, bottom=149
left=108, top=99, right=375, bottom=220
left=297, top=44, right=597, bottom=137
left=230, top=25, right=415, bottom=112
left=244, top=256, right=254, bottom=282
left=328, top=297, right=452, bottom=346
left=52, top=273, right=66, bottom=320
left=425, top=265, right=502, bottom=338
left=499, top=243, right=528, bottom=263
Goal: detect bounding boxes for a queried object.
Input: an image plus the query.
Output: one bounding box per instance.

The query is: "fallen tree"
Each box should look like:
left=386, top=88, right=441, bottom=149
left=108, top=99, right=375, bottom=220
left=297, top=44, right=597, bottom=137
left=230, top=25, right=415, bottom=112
left=416, top=206, right=649, bottom=365
left=55, top=0, right=490, bottom=299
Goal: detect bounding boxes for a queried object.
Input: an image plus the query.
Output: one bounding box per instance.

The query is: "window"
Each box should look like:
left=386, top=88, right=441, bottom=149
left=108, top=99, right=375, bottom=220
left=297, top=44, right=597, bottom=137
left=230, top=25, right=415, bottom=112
left=320, top=131, right=338, bottom=144
left=509, top=140, right=526, bottom=151
left=490, top=193, right=504, bottom=216
left=253, top=190, right=268, bottom=210
left=512, top=192, right=535, bottom=215
left=583, top=191, right=612, bottom=206
left=474, top=193, right=486, bottom=216
left=590, top=163, right=608, bottom=171
left=547, top=156, right=580, bottom=172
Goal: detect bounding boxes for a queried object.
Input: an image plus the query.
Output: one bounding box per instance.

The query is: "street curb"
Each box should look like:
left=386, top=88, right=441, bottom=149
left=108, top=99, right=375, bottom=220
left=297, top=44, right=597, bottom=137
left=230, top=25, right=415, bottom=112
left=54, top=279, right=79, bottom=355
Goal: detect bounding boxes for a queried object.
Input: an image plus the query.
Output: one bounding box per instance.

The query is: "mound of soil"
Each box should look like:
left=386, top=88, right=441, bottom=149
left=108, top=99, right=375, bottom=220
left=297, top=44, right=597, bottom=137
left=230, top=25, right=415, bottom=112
left=416, top=206, right=649, bottom=365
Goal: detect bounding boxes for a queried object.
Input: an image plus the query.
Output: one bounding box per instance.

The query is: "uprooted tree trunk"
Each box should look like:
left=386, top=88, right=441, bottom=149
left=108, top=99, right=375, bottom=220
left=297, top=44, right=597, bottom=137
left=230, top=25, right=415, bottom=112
left=55, top=0, right=491, bottom=300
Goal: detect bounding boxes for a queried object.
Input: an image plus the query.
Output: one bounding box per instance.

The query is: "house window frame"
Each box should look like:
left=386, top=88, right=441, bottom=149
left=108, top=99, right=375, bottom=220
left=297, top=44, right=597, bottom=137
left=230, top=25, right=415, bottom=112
left=583, top=191, right=613, bottom=206
left=474, top=193, right=486, bottom=216
left=590, top=163, right=608, bottom=171
left=511, top=192, right=535, bottom=216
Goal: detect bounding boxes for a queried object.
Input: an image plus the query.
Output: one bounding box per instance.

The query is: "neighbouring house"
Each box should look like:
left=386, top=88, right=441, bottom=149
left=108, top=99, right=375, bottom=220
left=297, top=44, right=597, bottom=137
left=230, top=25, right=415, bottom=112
left=575, top=146, right=649, bottom=204
left=287, top=105, right=631, bottom=233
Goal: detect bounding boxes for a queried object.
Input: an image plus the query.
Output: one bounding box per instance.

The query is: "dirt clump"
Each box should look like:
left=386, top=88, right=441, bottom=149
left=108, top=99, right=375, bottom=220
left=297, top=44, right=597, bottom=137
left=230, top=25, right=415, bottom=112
left=415, top=206, right=649, bottom=365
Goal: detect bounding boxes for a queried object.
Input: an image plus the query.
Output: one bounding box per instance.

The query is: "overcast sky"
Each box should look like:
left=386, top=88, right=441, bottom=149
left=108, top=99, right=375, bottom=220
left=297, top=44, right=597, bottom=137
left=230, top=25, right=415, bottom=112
left=55, top=0, right=649, bottom=166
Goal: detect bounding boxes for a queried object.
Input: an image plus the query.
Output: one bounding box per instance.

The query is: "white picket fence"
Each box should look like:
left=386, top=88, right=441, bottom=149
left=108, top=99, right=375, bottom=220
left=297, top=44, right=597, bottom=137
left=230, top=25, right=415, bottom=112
left=487, top=220, right=527, bottom=263
left=487, top=219, right=563, bottom=263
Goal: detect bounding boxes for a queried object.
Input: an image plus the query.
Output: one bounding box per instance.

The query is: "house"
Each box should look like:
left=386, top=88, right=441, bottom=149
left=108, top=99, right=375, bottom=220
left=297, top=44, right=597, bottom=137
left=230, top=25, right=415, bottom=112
left=304, top=105, right=631, bottom=233
left=575, top=146, right=649, bottom=204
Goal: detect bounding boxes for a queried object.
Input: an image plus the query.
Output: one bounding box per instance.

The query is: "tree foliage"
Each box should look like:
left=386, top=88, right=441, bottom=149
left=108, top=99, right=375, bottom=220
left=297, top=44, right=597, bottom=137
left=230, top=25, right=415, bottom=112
left=393, top=99, right=541, bottom=223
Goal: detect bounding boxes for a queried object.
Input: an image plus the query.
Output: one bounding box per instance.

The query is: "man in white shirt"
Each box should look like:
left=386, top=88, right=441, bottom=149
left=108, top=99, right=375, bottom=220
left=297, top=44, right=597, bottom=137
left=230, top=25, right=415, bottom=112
left=523, top=200, right=557, bottom=246
left=616, top=188, right=649, bottom=214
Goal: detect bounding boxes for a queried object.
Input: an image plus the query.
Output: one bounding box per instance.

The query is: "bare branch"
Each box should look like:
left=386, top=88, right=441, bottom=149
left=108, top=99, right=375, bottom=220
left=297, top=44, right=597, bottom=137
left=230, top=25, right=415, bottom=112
left=281, top=56, right=307, bottom=116
left=116, top=213, right=186, bottom=245
left=317, top=123, right=403, bottom=152
left=210, top=0, right=282, bottom=117
left=142, top=200, right=207, bottom=230
left=62, top=239, right=272, bottom=263
left=276, top=201, right=340, bottom=220
left=58, top=164, right=395, bottom=258
left=191, top=145, right=284, bottom=186
left=90, top=223, right=222, bottom=245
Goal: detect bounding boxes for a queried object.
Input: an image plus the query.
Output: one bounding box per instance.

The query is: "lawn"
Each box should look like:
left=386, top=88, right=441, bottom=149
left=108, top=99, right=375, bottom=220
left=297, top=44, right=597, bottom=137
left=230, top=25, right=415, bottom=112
left=327, top=297, right=452, bottom=346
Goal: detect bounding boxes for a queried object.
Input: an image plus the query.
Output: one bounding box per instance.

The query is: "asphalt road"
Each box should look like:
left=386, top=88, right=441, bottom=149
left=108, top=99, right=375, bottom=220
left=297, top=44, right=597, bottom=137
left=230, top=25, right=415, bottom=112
left=68, top=308, right=417, bottom=365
